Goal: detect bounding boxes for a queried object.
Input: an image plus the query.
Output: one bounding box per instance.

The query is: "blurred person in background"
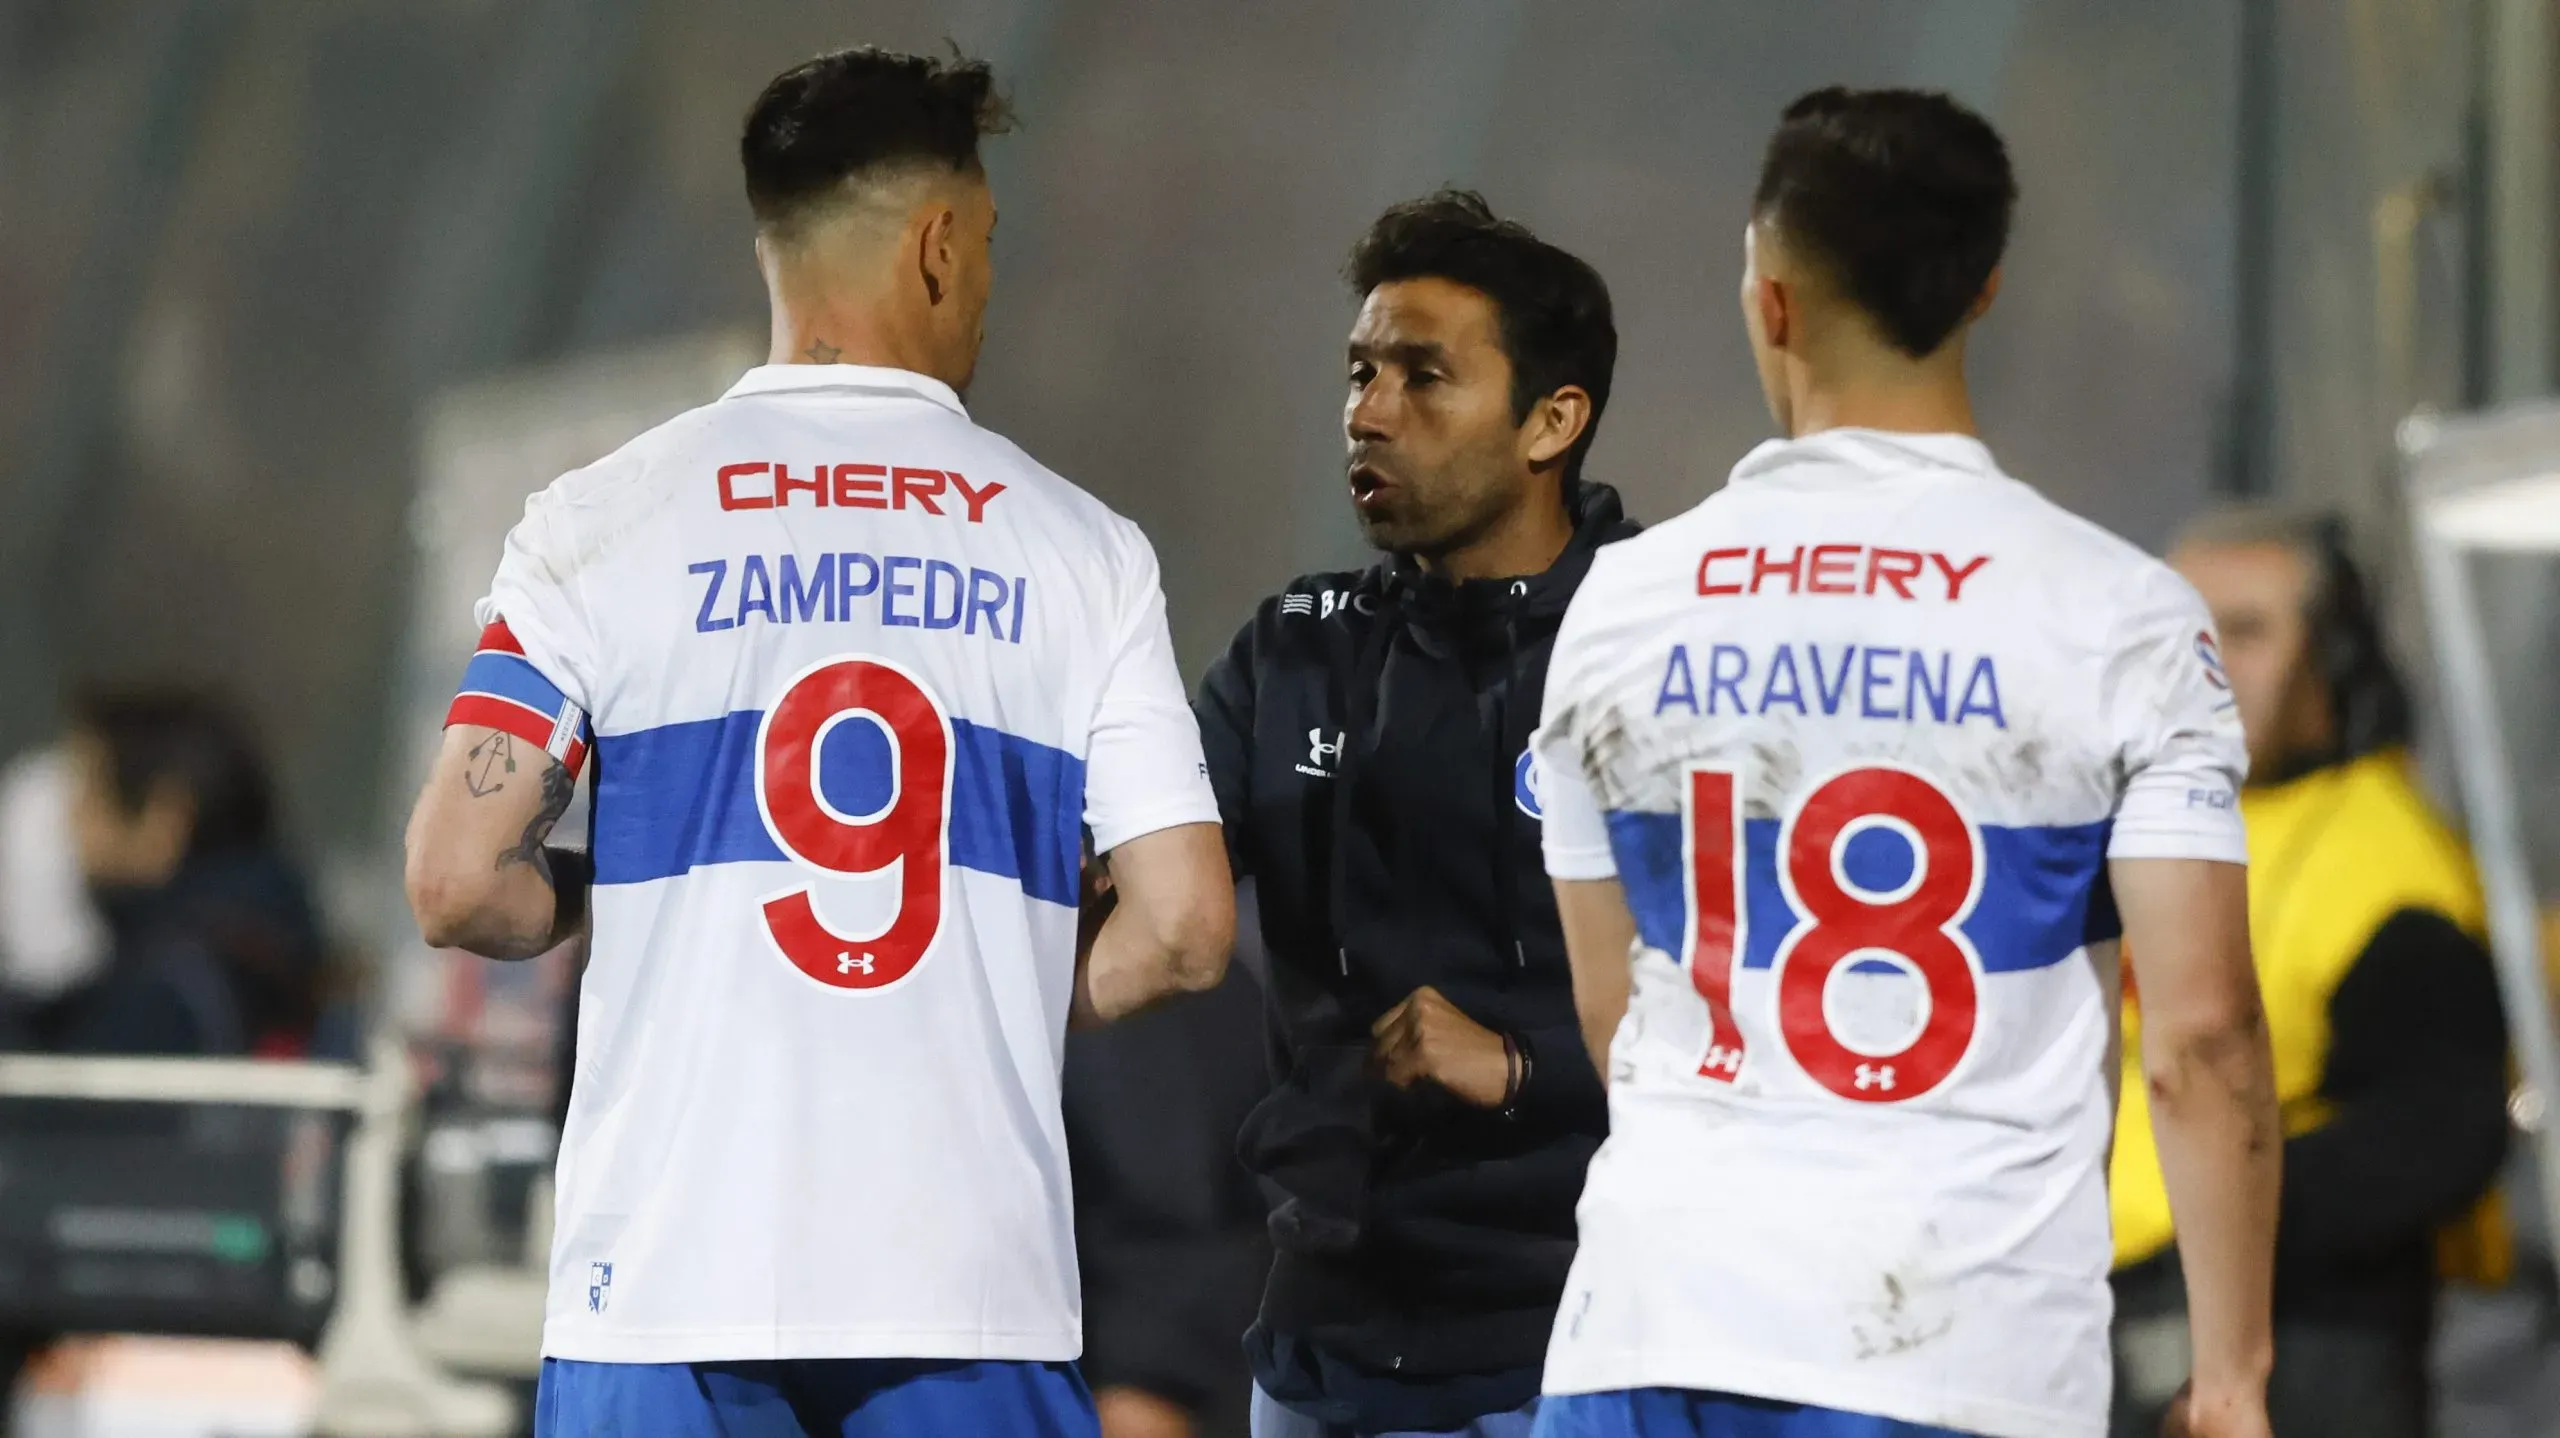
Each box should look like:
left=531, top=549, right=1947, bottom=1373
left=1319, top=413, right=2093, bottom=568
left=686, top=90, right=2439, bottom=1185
left=1194, top=190, right=1628, bottom=1438
left=20, top=688, right=324, bottom=1057
left=2109, top=508, right=2511, bottom=1438
left=0, top=746, right=108, bottom=1015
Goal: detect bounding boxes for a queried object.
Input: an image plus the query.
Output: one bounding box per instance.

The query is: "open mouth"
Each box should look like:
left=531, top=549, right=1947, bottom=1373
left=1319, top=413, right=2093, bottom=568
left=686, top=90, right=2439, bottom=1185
left=1348, top=463, right=1393, bottom=505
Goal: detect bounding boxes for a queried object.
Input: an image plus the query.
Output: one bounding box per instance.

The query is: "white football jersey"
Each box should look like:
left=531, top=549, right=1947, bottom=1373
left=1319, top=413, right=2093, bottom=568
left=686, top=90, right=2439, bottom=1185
left=1532, top=430, right=2246, bottom=1438
left=452, top=364, right=1218, bottom=1364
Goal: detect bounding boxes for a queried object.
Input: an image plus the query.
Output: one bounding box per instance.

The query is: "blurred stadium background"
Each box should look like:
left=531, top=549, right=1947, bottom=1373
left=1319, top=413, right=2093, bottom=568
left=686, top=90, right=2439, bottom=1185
left=4, top=0, right=2560, bottom=1434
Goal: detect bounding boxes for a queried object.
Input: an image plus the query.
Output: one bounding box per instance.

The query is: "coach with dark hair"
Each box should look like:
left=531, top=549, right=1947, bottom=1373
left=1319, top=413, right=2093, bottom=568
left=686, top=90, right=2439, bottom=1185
left=1193, top=191, right=1631, bottom=1438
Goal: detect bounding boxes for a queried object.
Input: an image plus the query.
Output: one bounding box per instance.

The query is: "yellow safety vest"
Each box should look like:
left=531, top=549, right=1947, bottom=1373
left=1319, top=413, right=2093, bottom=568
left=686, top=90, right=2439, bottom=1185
left=2109, top=749, right=2508, bottom=1282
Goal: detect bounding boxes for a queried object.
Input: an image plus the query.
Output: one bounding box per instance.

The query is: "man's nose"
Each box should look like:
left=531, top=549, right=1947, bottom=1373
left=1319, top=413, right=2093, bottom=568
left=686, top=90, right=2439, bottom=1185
left=1346, top=379, right=1396, bottom=442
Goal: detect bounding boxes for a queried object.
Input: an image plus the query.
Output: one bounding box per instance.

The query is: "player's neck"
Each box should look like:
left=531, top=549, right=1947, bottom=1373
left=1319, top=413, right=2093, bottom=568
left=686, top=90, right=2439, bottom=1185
left=1786, top=376, right=1978, bottom=442
left=762, top=259, right=958, bottom=386
left=1782, top=337, right=1979, bottom=441
left=769, top=306, right=934, bottom=375
left=1418, top=486, right=1574, bottom=583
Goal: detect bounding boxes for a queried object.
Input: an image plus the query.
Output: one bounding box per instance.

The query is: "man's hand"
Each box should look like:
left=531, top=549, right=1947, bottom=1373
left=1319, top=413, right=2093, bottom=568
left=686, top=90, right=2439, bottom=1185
left=1371, top=985, right=1511, bottom=1108
left=1094, top=1386, right=1195, bottom=1438
left=2161, top=1380, right=2272, bottom=1438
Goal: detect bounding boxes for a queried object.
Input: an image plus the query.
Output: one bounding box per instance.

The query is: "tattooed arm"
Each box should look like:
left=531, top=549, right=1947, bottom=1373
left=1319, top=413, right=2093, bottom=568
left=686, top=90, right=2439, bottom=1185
left=405, top=725, right=587, bottom=960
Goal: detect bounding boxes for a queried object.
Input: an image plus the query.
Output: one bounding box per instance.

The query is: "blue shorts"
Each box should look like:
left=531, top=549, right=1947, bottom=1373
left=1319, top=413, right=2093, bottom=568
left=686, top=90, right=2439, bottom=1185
left=534, top=1356, right=1096, bottom=1437
left=1532, top=1390, right=1973, bottom=1438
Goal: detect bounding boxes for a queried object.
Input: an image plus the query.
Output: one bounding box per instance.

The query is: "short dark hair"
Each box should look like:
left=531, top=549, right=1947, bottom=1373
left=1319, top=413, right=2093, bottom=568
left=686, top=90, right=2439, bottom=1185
left=741, top=47, right=1011, bottom=231
left=1753, top=87, right=2016, bottom=358
left=71, top=687, right=276, bottom=860
left=1347, top=190, right=1617, bottom=484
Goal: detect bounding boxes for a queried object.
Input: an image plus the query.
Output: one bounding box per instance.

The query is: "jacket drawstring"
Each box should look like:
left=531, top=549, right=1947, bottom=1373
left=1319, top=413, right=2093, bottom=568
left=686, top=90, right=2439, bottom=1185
left=1493, top=589, right=1530, bottom=973
left=1327, top=583, right=1401, bottom=984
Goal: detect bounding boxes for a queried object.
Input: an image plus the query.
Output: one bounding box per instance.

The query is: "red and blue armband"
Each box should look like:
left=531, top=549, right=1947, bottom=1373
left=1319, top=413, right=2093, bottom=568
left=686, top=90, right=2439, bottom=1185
left=445, top=619, right=592, bottom=778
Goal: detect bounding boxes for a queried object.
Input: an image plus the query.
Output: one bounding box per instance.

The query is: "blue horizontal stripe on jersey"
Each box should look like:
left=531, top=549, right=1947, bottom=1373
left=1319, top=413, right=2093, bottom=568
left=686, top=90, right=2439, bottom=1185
left=589, top=710, right=1084, bottom=907
left=1604, top=810, right=2120, bottom=975
left=458, top=651, right=579, bottom=725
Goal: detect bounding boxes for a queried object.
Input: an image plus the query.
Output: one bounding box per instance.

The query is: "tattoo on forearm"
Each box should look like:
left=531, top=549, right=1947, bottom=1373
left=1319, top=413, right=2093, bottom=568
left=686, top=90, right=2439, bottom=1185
left=803, top=339, right=841, bottom=363
left=464, top=732, right=517, bottom=798
left=496, top=759, right=574, bottom=879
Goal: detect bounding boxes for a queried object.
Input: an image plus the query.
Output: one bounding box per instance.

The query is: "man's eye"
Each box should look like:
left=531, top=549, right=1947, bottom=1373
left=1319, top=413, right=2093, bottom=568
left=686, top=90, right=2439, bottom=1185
left=1349, top=363, right=1376, bottom=386
left=1409, top=370, right=1441, bottom=388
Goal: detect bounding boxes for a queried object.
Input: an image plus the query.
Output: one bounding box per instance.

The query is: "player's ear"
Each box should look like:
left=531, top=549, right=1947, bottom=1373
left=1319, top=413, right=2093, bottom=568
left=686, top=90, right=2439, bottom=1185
left=917, top=205, right=957, bottom=306
left=1967, top=266, right=2002, bottom=323
left=1523, top=385, right=1594, bottom=469
left=1757, top=273, right=1793, bottom=352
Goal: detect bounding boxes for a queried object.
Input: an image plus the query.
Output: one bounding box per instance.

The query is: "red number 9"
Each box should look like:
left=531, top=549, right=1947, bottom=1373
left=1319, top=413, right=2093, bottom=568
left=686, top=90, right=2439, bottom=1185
left=754, top=656, right=952, bottom=991
left=1774, top=767, right=1981, bottom=1101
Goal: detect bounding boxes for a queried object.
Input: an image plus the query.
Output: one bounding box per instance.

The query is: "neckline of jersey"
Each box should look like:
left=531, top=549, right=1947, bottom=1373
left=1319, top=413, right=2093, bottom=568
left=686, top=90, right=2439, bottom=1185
left=1729, top=427, right=1998, bottom=485
left=723, top=363, right=968, bottom=417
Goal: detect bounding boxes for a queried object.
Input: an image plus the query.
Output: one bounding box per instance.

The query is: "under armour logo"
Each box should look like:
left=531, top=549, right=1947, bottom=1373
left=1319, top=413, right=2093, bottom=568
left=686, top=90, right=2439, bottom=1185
left=837, top=952, right=876, bottom=976
left=1296, top=728, right=1346, bottom=778
left=1854, top=1064, right=1897, bottom=1092
left=1701, top=1044, right=1743, bottom=1076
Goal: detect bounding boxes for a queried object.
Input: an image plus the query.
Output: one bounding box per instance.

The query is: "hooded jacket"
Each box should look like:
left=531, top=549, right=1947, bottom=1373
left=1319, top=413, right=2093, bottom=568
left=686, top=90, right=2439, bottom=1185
left=1194, top=480, right=1635, bottom=1425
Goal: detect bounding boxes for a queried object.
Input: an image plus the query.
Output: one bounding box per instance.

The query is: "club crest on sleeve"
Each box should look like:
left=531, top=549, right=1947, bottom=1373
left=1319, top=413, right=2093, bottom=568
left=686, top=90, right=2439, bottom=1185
left=1515, top=749, right=1545, bottom=820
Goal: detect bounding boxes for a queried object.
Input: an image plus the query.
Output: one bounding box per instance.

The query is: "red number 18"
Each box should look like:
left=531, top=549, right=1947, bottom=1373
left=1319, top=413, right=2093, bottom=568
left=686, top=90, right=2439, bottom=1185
left=1681, top=764, right=1982, bottom=1103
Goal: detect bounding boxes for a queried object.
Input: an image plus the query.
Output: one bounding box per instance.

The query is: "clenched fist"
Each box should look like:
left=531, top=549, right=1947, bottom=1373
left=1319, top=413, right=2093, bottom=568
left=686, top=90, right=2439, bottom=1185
left=1370, top=985, right=1513, bottom=1109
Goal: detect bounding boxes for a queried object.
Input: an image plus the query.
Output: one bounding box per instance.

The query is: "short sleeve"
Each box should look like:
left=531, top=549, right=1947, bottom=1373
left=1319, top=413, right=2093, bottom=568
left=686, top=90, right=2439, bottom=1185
left=1084, top=528, right=1222, bottom=854
left=1534, top=729, right=1616, bottom=880
left=1535, top=584, right=1618, bottom=880
left=2105, top=564, right=2250, bottom=864
left=449, top=486, right=596, bottom=777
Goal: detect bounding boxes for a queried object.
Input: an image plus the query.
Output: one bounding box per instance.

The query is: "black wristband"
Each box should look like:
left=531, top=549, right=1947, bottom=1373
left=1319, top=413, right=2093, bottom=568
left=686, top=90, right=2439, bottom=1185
left=547, top=846, right=594, bottom=935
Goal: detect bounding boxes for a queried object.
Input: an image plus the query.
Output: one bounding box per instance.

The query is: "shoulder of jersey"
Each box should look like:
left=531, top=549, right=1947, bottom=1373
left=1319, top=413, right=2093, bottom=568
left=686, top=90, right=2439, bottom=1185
left=527, top=400, right=728, bottom=512
left=969, top=427, right=1135, bottom=536
left=1986, top=472, right=2194, bottom=600
left=1572, top=491, right=1736, bottom=580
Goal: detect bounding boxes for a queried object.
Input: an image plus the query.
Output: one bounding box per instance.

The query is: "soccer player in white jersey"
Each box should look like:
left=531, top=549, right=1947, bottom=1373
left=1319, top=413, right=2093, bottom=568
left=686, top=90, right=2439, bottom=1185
left=402, top=48, right=1233, bottom=1438
left=1525, top=90, right=2279, bottom=1438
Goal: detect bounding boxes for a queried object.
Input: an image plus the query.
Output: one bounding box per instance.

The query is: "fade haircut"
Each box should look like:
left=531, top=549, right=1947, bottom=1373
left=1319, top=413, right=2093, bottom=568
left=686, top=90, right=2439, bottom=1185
left=740, top=47, right=1011, bottom=236
left=1347, top=189, right=1618, bottom=484
left=1753, top=87, right=2016, bottom=358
